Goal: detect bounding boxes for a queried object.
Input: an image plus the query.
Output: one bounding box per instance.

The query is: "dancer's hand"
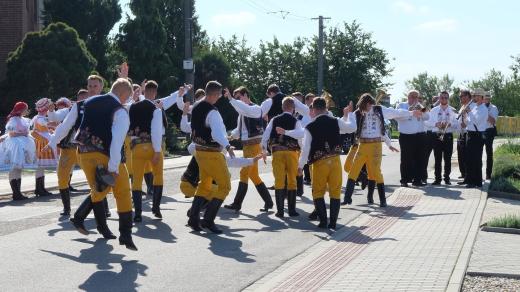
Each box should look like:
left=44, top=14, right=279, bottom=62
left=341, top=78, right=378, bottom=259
left=389, top=146, right=399, bottom=152
left=227, top=146, right=235, bottom=158
left=152, top=152, right=161, bottom=165
left=275, top=127, right=286, bottom=135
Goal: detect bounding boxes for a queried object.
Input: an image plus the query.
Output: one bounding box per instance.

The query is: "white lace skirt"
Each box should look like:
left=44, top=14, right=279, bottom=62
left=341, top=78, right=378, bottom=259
left=0, top=136, right=38, bottom=171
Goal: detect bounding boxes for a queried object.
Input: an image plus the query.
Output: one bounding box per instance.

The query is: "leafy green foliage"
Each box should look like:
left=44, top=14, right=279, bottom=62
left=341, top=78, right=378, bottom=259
left=43, top=0, right=122, bottom=78
left=487, top=214, right=520, bottom=229
left=405, top=72, right=454, bottom=106
left=490, top=143, right=520, bottom=194
left=1, top=22, right=96, bottom=115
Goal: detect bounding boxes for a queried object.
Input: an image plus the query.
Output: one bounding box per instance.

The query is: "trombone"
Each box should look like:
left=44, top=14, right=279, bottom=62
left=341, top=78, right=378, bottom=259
left=457, top=100, right=473, bottom=120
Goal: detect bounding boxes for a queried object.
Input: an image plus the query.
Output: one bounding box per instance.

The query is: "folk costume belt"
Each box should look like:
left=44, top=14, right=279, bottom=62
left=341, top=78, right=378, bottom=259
left=241, top=137, right=262, bottom=146
left=359, top=137, right=382, bottom=143
left=195, top=146, right=222, bottom=152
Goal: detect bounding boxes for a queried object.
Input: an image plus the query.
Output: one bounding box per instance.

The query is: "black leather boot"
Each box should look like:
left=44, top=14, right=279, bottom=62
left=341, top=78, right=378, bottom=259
left=296, top=175, right=304, bottom=197
left=59, top=188, right=71, bottom=216
left=342, top=179, right=356, bottom=205
left=35, top=176, right=52, bottom=196
left=118, top=211, right=137, bottom=251
left=367, top=180, right=375, bottom=204
left=11, top=179, right=27, bottom=200
left=71, top=195, right=93, bottom=235
left=131, top=190, right=142, bottom=222
left=224, top=182, right=248, bottom=212
left=314, top=198, right=327, bottom=228
left=308, top=209, right=318, bottom=221
left=256, top=182, right=273, bottom=212
left=188, top=196, right=208, bottom=232
left=144, top=172, right=154, bottom=197
left=377, top=183, right=387, bottom=207
left=201, top=198, right=224, bottom=234
left=92, top=201, right=116, bottom=239
left=287, top=190, right=299, bottom=217
left=274, top=189, right=285, bottom=218
left=328, top=198, right=340, bottom=229
left=103, top=197, right=111, bottom=218
left=69, top=174, right=79, bottom=192
left=152, top=185, right=163, bottom=219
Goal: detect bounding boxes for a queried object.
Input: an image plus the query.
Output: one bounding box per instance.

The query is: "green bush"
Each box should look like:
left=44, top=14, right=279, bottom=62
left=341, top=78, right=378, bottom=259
left=487, top=214, right=520, bottom=229
left=491, top=154, right=520, bottom=180
left=494, top=142, right=520, bottom=156
left=489, top=177, right=520, bottom=194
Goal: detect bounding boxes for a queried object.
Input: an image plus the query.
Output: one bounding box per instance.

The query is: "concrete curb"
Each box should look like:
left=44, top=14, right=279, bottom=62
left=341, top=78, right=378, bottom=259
left=488, top=189, right=520, bottom=201
left=446, top=186, right=489, bottom=292
left=466, top=271, right=520, bottom=279
left=481, top=226, right=520, bottom=235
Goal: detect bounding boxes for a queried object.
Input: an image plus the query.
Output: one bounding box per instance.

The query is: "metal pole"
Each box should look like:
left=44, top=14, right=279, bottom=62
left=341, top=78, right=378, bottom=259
left=184, top=0, right=194, bottom=101
left=312, top=15, right=330, bottom=95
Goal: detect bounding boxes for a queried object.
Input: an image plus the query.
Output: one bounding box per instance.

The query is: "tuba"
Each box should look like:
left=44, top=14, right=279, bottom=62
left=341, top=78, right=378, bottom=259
left=375, top=88, right=387, bottom=105
left=322, top=90, right=335, bottom=108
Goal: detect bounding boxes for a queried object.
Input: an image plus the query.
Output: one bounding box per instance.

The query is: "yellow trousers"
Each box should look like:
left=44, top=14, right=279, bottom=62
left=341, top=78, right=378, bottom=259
left=195, top=150, right=231, bottom=200
left=181, top=179, right=219, bottom=199
left=240, top=143, right=262, bottom=185
left=272, top=150, right=298, bottom=190
left=312, top=156, right=343, bottom=199
left=343, top=144, right=358, bottom=173
left=57, top=147, right=78, bottom=189
left=78, top=152, right=132, bottom=212
left=131, top=143, right=164, bottom=191
left=348, top=142, right=383, bottom=183
left=125, top=137, right=153, bottom=177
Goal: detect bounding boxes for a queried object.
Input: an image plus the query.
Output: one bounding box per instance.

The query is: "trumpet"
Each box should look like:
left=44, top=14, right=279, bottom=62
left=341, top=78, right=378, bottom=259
left=456, top=100, right=473, bottom=120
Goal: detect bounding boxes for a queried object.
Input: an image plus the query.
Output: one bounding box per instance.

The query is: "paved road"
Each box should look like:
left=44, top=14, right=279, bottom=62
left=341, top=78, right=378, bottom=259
left=0, top=143, right=410, bottom=291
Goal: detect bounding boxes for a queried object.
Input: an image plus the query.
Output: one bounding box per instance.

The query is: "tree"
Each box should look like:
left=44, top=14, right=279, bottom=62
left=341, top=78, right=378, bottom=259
left=43, top=0, right=121, bottom=78
left=194, top=51, right=236, bottom=130
left=1, top=22, right=96, bottom=116
left=117, top=0, right=207, bottom=97
left=469, top=69, right=520, bottom=117
left=405, top=72, right=454, bottom=106
left=321, top=21, right=392, bottom=111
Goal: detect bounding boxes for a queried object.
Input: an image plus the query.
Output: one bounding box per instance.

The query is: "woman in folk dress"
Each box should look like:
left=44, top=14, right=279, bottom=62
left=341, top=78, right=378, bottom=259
left=0, top=102, right=38, bottom=200
left=30, top=98, right=58, bottom=196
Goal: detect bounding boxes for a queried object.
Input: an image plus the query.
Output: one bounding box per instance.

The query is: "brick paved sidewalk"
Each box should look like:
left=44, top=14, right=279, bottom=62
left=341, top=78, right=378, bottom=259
left=246, top=185, right=486, bottom=292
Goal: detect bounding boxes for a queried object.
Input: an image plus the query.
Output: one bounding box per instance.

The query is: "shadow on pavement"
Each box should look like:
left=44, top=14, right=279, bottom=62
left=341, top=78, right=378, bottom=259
left=41, top=238, right=148, bottom=292
left=133, top=219, right=177, bottom=243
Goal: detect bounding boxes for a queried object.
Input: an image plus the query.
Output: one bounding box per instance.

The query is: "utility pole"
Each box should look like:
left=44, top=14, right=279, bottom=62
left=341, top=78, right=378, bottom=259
left=183, top=0, right=194, bottom=101
left=312, top=15, right=330, bottom=95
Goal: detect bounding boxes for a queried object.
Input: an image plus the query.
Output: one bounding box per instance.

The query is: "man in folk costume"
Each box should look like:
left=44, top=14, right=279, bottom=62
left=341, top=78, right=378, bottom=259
left=31, top=98, right=58, bottom=196
left=261, top=84, right=286, bottom=121
left=48, top=75, right=112, bottom=237
left=299, top=97, right=356, bottom=229
left=456, top=90, right=472, bottom=183
left=74, top=78, right=137, bottom=250
left=261, top=97, right=304, bottom=218
left=223, top=86, right=273, bottom=213
left=483, top=92, right=498, bottom=180
left=47, top=91, right=88, bottom=216
left=394, top=90, right=430, bottom=187
left=0, top=102, right=38, bottom=200
left=188, top=81, right=235, bottom=234
left=460, top=88, right=488, bottom=188
left=424, top=91, right=459, bottom=185
left=343, top=93, right=419, bottom=207
left=128, top=80, right=168, bottom=222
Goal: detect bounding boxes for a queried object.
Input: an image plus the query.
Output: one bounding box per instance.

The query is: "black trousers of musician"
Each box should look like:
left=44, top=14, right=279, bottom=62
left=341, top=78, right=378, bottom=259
left=484, top=127, right=496, bottom=179
left=433, top=133, right=453, bottom=181
left=399, top=133, right=424, bottom=184
left=457, top=133, right=468, bottom=179
left=423, top=131, right=436, bottom=181
left=465, top=131, right=484, bottom=187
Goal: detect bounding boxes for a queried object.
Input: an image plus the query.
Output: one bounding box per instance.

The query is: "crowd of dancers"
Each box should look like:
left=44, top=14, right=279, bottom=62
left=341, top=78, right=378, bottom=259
left=0, top=63, right=498, bottom=250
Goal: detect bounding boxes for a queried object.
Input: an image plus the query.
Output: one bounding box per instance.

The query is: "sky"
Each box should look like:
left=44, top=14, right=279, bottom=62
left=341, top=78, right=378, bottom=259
left=116, top=0, right=520, bottom=102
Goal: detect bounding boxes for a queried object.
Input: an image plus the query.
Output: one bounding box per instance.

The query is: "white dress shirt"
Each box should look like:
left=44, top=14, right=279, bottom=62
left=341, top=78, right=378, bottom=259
left=425, top=105, right=459, bottom=133
left=48, top=103, right=80, bottom=148
left=465, top=103, right=488, bottom=132
left=47, top=108, right=70, bottom=123
left=298, top=113, right=356, bottom=168
left=260, top=98, right=273, bottom=117
left=359, top=106, right=410, bottom=139
left=486, top=103, right=499, bottom=129
left=138, top=99, right=164, bottom=152
left=105, top=93, right=130, bottom=173
left=189, top=105, right=230, bottom=148
left=261, top=112, right=305, bottom=151
left=394, top=102, right=430, bottom=134
left=229, top=98, right=262, bottom=140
